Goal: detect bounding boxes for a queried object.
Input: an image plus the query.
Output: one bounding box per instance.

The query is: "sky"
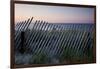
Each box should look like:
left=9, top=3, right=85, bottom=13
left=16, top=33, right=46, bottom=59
left=15, top=4, right=95, bottom=24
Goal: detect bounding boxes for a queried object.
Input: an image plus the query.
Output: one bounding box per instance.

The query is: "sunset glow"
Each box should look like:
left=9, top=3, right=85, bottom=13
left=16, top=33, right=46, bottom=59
left=15, top=4, right=95, bottom=23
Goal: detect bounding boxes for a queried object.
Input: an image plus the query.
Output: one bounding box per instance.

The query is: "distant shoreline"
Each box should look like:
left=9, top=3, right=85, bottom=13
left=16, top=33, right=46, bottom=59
left=15, top=22, right=94, bottom=25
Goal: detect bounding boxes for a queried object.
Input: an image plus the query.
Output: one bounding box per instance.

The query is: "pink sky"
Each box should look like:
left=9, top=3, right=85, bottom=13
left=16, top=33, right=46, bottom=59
left=15, top=4, right=95, bottom=24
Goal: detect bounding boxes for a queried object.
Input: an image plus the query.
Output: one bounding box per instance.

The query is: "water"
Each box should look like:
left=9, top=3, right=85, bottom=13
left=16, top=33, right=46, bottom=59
left=29, top=23, right=94, bottom=31
left=52, top=23, right=94, bottom=31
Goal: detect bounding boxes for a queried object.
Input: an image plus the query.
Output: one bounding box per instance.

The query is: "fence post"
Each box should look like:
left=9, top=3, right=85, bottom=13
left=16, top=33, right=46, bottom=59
left=19, top=31, right=25, bottom=54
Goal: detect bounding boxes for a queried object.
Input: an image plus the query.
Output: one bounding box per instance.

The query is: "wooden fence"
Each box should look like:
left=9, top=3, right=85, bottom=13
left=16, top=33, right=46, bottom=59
left=15, top=17, right=94, bottom=64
